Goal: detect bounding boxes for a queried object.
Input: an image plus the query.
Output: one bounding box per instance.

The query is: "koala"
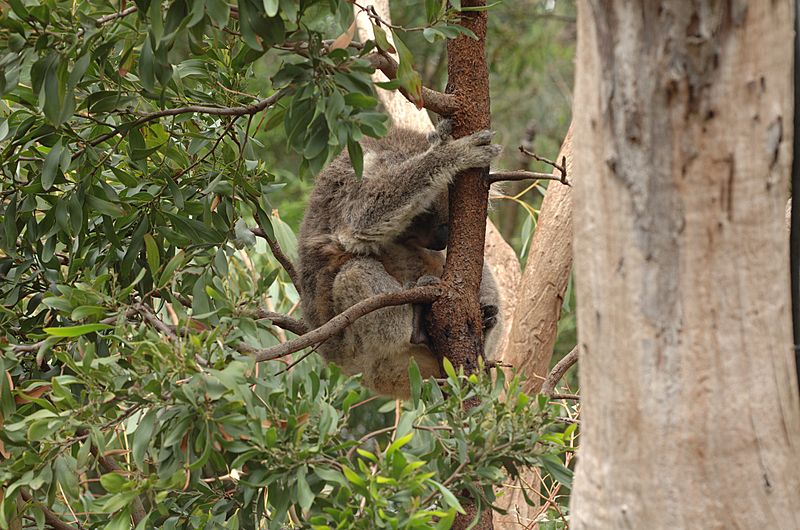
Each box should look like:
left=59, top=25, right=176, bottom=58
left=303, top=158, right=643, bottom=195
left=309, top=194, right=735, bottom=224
left=297, top=121, right=502, bottom=397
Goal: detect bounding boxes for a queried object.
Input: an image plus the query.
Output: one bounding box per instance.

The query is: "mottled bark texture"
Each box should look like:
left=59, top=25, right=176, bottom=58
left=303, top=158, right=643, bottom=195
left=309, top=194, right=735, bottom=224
left=427, top=0, right=491, bottom=380
left=571, top=1, right=800, bottom=528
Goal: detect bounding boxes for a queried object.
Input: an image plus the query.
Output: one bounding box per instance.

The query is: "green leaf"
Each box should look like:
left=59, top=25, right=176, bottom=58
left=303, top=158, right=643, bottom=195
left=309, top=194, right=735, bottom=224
left=428, top=480, right=465, bottom=514
left=408, top=359, right=422, bottom=407
left=341, top=465, right=365, bottom=487
left=347, top=139, right=363, bottom=179
left=42, top=138, right=62, bottom=191
left=442, top=357, right=457, bottom=381
left=158, top=250, right=186, bottom=289
left=540, top=454, right=573, bottom=488
left=100, top=473, right=127, bottom=494
left=391, top=32, right=423, bottom=107
left=143, top=233, right=160, bottom=276
left=207, top=0, right=230, bottom=26
left=371, top=23, right=395, bottom=53
left=262, top=0, right=278, bottom=16
left=386, top=432, right=413, bottom=457
left=132, top=409, right=157, bottom=470
left=43, top=323, right=113, bottom=337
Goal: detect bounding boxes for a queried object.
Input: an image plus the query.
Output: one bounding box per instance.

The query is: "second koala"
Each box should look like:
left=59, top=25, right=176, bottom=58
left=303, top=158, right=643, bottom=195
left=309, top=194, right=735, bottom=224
left=298, top=121, right=502, bottom=397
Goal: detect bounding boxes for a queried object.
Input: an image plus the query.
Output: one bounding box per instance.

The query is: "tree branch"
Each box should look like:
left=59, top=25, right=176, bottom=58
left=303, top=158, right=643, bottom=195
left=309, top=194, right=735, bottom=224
left=18, top=490, right=78, bottom=530
left=252, top=309, right=308, bottom=336
left=91, top=448, right=147, bottom=525
left=82, top=88, right=289, bottom=151
left=250, top=226, right=302, bottom=291
left=367, top=53, right=458, bottom=116
left=95, top=6, right=138, bottom=26
left=244, top=285, right=441, bottom=362
left=540, top=345, right=578, bottom=396
left=488, top=170, right=570, bottom=186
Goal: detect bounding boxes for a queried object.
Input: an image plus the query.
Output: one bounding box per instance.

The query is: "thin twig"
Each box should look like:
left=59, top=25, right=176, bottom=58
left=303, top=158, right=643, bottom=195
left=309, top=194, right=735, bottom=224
left=519, top=146, right=567, bottom=174
left=250, top=226, right=302, bottom=291
left=135, top=304, right=179, bottom=343
left=78, top=88, right=289, bottom=156
left=253, top=309, right=308, bottom=336
left=541, top=345, right=579, bottom=396
left=95, top=6, right=138, bottom=26
left=245, top=285, right=441, bottom=362
left=487, top=170, right=571, bottom=186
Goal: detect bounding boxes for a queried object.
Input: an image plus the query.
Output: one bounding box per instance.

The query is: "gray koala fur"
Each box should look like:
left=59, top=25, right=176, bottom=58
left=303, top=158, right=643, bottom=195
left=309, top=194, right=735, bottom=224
left=297, top=122, right=502, bottom=397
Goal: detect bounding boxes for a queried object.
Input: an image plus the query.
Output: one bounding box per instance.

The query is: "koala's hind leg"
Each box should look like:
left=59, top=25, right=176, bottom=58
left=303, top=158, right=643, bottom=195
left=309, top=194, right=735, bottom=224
left=332, top=259, right=441, bottom=396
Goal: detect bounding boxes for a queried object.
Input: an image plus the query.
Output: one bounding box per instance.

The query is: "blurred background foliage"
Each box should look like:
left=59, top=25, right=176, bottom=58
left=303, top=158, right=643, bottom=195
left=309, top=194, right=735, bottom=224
left=0, top=0, right=576, bottom=528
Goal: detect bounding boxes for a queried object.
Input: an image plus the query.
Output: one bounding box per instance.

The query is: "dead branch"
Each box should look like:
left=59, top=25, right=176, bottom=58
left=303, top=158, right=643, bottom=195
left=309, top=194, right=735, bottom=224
left=541, top=346, right=578, bottom=396
left=488, top=170, right=570, bottom=186
left=246, top=285, right=441, bottom=362
left=250, top=226, right=302, bottom=291
left=367, top=53, right=458, bottom=116
left=519, top=146, right=567, bottom=175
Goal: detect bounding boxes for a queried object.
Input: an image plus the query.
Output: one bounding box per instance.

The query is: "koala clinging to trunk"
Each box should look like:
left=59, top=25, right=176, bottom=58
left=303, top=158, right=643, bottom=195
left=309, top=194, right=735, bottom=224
left=298, top=120, right=502, bottom=397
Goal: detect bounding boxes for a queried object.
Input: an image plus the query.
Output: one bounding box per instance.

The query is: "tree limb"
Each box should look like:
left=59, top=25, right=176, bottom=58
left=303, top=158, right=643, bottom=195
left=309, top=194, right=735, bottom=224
left=252, top=310, right=308, bottom=335
left=250, top=226, right=302, bottom=292
left=488, top=170, right=570, bottom=186
left=95, top=6, right=137, bottom=26
left=367, top=53, right=458, bottom=116
left=18, top=490, right=78, bottom=530
left=82, top=88, right=289, bottom=151
left=245, top=285, right=441, bottom=362
left=540, top=345, right=578, bottom=396
left=91, top=448, right=147, bottom=525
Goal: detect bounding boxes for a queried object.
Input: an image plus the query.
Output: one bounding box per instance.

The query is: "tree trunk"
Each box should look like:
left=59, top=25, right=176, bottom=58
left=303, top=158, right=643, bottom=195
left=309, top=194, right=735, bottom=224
left=500, top=126, right=573, bottom=395
left=571, top=2, right=800, bottom=528
left=493, top=129, right=573, bottom=529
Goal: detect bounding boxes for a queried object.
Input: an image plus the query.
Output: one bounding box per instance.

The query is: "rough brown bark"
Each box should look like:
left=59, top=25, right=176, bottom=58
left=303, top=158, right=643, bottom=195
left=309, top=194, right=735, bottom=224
left=353, top=0, right=519, bottom=361
left=427, top=0, right=491, bottom=379
left=571, top=1, right=800, bottom=528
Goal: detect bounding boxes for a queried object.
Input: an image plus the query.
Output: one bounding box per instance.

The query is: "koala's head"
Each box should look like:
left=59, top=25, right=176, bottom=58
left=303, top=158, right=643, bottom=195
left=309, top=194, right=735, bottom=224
left=398, top=191, right=449, bottom=251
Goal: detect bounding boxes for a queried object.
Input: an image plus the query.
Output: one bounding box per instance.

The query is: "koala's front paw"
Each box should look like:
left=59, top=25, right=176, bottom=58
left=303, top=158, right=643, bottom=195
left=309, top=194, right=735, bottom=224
left=481, top=303, right=499, bottom=332
left=416, top=275, right=441, bottom=287
left=427, top=118, right=453, bottom=145
left=451, top=130, right=503, bottom=169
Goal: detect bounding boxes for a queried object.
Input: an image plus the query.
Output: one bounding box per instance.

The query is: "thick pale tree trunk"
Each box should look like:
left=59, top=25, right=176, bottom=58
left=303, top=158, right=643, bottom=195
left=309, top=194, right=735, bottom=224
left=571, top=2, right=800, bottom=528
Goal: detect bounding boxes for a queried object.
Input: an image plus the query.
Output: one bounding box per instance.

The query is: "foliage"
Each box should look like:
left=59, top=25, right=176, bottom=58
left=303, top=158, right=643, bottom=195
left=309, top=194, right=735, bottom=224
left=0, top=0, right=576, bottom=528
left=0, top=346, right=572, bottom=528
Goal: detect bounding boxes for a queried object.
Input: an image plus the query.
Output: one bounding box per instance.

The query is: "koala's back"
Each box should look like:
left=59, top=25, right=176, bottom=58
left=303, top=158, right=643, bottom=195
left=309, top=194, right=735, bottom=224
left=297, top=129, right=443, bottom=382
left=298, top=128, right=433, bottom=325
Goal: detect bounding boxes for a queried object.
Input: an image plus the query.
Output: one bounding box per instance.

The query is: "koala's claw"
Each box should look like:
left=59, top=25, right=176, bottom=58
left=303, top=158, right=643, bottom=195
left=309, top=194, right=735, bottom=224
left=468, top=129, right=495, bottom=146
